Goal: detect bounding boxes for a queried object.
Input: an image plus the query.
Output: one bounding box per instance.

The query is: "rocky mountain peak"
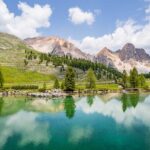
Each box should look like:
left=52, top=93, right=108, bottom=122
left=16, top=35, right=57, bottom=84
left=97, top=47, right=112, bottom=56
left=122, top=43, right=135, bottom=52
left=25, top=36, right=90, bottom=59
left=118, top=43, right=150, bottom=62
left=119, top=43, right=137, bottom=61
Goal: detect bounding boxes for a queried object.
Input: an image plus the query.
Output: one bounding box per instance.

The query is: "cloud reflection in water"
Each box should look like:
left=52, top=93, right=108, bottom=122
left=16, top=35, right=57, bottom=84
left=0, top=111, right=50, bottom=148
left=76, top=95, right=150, bottom=127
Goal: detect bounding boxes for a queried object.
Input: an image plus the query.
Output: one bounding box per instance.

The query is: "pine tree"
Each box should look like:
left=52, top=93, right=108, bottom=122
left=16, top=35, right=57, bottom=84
left=129, top=67, right=139, bottom=88
left=53, top=78, right=60, bottom=89
left=138, top=74, right=146, bottom=87
left=86, top=68, right=96, bottom=89
left=0, top=70, right=4, bottom=88
left=122, top=70, right=128, bottom=88
left=64, top=66, right=75, bottom=91
left=61, top=81, right=65, bottom=90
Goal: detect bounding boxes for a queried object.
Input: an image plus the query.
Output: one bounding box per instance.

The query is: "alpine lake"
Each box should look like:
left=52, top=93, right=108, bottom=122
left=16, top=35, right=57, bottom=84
left=0, top=92, right=150, bottom=150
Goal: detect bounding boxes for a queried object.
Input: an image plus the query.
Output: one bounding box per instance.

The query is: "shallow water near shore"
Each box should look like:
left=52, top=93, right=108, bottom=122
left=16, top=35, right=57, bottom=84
left=0, top=93, right=150, bottom=150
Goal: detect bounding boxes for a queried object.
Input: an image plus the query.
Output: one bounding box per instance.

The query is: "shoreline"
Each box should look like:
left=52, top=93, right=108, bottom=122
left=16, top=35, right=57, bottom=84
left=0, top=88, right=150, bottom=98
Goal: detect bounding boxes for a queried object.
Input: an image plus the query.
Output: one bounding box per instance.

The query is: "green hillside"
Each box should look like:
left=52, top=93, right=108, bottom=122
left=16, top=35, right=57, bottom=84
left=0, top=32, right=122, bottom=89
left=0, top=32, right=60, bottom=75
left=1, top=66, right=55, bottom=88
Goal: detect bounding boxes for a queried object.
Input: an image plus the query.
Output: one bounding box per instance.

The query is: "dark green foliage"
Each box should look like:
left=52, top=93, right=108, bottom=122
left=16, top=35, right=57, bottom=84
left=122, top=70, right=128, bottom=88
left=129, top=67, right=139, bottom=88
left=64, top=96, right=76, bottom=119
left=64, top=66, right=75, bottom=91
left=121, top=93, right=139, bottom=112
left=24, top=59, right=28, bottom=66
left=0, top=70, right=4, bottom=88
left=27, top=52, right=121, bottom=81
left=39, top=83, right=46, bottom=92
left=11, top=85, right=38, bottom=90
left=53, top=78, right=60, bottom=89
left=143, top=72, right=150, bottom=78
left=61, top=81, right=65, bottom=90
left=86, top=68, right=96, bottom=89
left=0, top=97, right=4, bottom=115
left=87, top=96, right=94, bottom=106
left=138, top=74, right=146, bottom=87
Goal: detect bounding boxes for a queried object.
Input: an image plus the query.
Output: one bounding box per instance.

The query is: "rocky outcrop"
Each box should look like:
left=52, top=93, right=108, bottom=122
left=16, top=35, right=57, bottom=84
left=117, top=43, right=150, bottom=62
left=97, top=43, right=150, bottom=73
left=25, top=36, right=150, bottom=73
left=25, top=36, right=93, bottom=60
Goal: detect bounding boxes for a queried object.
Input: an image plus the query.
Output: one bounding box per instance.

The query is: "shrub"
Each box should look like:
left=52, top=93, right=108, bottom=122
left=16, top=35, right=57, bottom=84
left=11, top=85, right=38, bottom=90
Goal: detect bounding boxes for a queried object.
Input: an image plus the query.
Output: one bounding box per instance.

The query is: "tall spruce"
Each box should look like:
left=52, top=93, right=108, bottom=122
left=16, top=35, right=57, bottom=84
left=64, top=66, right=75, bottom=91
left=53, top=78, right=60, bottom=89
left=122, top=70, right=128, bottom=88
left=129, top=67, right=139, bottom=88
left=86, top=68, right=96, bottom=89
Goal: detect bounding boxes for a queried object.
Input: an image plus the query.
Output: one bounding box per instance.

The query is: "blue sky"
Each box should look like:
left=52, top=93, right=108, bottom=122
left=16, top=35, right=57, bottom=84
left=4, top=0, right=146, bottom=39
left=1, top=0, right=150, bottom=53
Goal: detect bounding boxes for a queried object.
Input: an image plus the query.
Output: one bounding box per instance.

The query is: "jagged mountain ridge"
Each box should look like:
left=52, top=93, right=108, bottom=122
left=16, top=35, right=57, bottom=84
left=24, top=36, right=94, bottom=61
left=97, top=43, right=150, bottom=73
left=0, top=32, right=150, bottom=73
left=25, top=36, right=150, bottom=73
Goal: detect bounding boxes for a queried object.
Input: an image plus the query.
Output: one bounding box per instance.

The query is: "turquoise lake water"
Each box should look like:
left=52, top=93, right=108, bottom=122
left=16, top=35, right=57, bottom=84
left=0, top=93, right=150, bottom=150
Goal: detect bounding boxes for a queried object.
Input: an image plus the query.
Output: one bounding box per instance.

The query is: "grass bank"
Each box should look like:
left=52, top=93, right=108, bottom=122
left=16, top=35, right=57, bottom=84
left=1, top=66, right=55, bottom=88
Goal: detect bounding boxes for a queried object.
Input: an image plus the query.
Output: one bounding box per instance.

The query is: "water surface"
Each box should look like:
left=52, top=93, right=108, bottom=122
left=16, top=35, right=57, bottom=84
left=0, top=93, right=150, bottom=150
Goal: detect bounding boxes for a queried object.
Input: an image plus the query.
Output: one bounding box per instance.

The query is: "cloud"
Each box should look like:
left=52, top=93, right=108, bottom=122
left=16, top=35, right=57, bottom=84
left=0, top=0, right=52, bottom=39
left=69, top=6, right=150, bottom=54
left=68, top=7, right=95, bottom=25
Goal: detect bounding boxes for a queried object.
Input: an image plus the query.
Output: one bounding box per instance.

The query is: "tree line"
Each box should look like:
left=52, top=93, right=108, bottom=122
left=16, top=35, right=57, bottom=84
left=24, top=50, right=122, bottom=81
left=121, top=67, right=146, bottom=89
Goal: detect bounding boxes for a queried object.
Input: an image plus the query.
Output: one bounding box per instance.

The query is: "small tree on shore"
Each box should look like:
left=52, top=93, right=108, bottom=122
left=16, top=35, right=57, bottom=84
left=64, top=66, right=75, bottom=91
left=122, top=70, right=128, bottom=88
left=86, top=68, right=96, bottom=89
left=53, top=78, right=60, bottom=89
left=0, top=70, right=4, bottom=88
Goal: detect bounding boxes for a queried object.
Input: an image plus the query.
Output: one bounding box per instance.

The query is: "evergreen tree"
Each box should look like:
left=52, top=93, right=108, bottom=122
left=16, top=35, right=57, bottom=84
left=53, top=78, right=60, bottom=89
left=64, top=66, right=75, bottom=91
left=86, top=68, right=96, bottom=89
left=122, top=70, right=128, bottom=88
left=24, top=59, right=28, bottom=66
left=139, top=74, right=146, bottom=87
left=0, top=70, right=4, bottom=88
left=61, top=81, right=65, bottom=90
left=129, top=67, right=139, bottom=88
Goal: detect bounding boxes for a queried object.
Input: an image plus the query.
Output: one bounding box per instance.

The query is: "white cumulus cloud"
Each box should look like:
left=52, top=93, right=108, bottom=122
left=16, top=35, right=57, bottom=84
left=69, top=6, right=150, bottom=54
left=0, top=0, right=52, bottom=39
left=68, top=7, right=95, bottom=25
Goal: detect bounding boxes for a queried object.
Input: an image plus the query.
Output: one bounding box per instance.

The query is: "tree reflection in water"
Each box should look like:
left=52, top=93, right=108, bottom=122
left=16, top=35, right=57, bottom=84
left=0, top=97, right=4, bottom=115
left=121, top=93, right=140, bottom=112
left=64, top=96, right=76, bottom=119
left=87, top=95, right=94, bottom=107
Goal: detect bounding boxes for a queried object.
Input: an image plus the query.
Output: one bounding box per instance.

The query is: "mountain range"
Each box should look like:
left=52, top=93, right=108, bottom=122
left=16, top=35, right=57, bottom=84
left=0, top=32, right=150, bottom=73
left=25, top=36, right=150, bottom=73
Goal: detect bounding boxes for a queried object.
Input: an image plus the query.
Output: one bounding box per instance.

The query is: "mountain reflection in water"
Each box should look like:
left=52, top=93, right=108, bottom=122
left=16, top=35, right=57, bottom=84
left=0, top=93, right=150, bottom=150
